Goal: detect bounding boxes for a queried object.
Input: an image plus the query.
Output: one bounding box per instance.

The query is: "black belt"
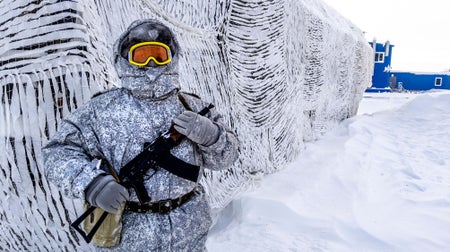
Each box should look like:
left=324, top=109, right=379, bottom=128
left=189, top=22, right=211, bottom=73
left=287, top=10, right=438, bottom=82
left=125, top=189, right=198, bottom=214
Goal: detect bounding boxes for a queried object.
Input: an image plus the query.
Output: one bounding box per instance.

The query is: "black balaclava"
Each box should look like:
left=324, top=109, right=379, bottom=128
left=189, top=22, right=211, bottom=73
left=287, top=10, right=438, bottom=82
left=113, top=19, right=180, bottom=99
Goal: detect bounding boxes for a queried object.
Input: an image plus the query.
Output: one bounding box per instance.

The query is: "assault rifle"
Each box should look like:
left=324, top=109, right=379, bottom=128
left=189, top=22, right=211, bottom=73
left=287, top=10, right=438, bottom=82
left=71, top=104, right=214, bottom=243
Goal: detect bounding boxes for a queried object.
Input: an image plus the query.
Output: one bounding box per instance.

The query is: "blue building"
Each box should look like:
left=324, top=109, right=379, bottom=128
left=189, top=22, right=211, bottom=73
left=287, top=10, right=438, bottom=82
left=390, top=71, right=450, bottom=91
left=367, top=41, right=450, bottom=92
left=367, top=40, right=394, bottom=92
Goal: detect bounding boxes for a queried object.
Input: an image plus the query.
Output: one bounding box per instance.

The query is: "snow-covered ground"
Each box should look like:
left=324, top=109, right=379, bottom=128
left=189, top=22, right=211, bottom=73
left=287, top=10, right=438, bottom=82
left=207, top=90, right=450, bottom=252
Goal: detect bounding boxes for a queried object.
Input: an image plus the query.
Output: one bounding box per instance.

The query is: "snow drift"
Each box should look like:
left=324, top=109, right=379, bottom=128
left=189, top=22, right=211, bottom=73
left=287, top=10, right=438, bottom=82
left=0, top=0, right=372, bottom=250
left=207, top=91, right=450, bottom=251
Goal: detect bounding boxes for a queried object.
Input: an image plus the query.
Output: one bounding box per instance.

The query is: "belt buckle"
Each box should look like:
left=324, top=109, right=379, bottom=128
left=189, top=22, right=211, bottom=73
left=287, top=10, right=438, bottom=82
left=158, top=199, right=172, bottom=214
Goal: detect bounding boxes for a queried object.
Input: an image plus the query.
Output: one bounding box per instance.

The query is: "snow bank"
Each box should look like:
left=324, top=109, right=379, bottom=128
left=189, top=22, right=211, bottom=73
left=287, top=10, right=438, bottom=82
left=207, top=91, right=450, bottom=251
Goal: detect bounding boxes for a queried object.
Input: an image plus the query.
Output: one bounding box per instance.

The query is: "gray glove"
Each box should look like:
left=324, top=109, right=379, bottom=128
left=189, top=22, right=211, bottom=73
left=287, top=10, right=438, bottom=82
left=173, top=111, right=220, bottom=146
left=85, top=174, right=129, bottom=214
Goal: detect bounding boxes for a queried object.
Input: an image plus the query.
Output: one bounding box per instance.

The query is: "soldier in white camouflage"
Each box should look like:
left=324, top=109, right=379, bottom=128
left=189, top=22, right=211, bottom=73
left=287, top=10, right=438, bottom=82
left=43, top=19, right=239, bottom=251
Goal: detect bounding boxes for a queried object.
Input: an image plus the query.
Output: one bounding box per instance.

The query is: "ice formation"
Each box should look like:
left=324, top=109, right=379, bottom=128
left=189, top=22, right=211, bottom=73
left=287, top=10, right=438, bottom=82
left=0, top=0, right=372, bottom=250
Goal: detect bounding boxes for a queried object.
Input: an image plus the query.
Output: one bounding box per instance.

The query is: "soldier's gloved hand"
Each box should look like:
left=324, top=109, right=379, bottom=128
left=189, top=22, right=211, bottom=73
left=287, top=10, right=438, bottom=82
left=173, top=111, right=220, bottom=146
left=85, top=174, right=129, bottom=214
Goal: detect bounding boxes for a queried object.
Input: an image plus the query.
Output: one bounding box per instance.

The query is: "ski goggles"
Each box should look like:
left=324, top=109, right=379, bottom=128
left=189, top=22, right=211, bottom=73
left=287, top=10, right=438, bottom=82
left=128, top=41, right=172, bottom=67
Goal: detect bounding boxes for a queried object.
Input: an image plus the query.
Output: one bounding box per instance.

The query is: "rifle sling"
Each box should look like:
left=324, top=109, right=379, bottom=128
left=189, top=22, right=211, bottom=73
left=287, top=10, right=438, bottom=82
left=155, top=152, right=200, bottom=182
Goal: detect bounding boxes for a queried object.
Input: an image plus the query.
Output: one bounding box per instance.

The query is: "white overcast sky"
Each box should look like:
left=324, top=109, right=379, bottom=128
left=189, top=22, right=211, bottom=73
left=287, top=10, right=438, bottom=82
left=321, top=0, right=450, bottom=72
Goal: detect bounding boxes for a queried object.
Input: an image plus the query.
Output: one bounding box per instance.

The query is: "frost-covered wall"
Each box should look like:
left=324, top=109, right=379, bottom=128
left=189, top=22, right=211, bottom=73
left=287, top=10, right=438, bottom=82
left=0, top=0, right=372, bottom=250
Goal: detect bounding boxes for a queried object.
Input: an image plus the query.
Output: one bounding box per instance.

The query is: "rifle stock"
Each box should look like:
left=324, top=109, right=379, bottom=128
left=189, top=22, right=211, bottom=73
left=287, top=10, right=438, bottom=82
left=70, top=206, right=108, bottom=243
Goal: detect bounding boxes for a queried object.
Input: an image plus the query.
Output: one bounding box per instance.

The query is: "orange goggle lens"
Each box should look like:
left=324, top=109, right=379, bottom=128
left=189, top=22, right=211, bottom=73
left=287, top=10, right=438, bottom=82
left=128, top=41, right=172, bottom=66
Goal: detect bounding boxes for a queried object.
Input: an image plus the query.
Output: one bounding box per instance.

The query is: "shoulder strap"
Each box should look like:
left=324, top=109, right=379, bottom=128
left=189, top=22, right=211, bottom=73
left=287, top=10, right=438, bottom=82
left=91, top=88, right=119, bottom=99
left=100, top=159, right=120, bottom=182
left=177, top=92, right=193, bottom=111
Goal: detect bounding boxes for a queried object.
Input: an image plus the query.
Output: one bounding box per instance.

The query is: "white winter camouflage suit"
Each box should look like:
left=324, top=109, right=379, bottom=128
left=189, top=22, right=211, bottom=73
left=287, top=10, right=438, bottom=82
left=43, top=19, right=239, bottom=251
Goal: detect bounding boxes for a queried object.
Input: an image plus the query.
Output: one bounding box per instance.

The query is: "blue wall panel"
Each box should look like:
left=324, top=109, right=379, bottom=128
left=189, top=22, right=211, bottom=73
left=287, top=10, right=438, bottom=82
left=391, top=72, right=450, bottom=91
